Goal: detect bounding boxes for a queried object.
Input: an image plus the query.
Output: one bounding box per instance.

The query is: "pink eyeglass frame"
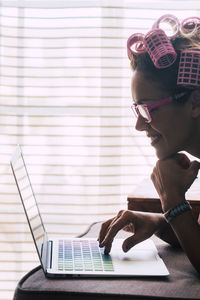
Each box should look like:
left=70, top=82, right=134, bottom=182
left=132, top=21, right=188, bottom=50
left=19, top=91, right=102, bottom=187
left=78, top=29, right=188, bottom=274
left=131, top=92, right=188, bottom=123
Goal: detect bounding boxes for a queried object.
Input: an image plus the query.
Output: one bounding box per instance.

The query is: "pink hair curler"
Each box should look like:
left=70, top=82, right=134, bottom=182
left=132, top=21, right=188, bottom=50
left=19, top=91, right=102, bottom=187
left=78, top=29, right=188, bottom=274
left=144, top=29, right=177, bottom=69
left=127, top=33, right=145, bottom=59
left=152, top=14, right=180, bottom=39
left=181, top=17, right=200, bottom=36
left=177, top=50, right=200, bottom=87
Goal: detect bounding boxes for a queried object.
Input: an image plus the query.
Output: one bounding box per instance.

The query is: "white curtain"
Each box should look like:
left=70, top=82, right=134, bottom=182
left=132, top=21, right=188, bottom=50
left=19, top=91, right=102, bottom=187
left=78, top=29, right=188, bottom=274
left=0, top=0, right=200, bottom=298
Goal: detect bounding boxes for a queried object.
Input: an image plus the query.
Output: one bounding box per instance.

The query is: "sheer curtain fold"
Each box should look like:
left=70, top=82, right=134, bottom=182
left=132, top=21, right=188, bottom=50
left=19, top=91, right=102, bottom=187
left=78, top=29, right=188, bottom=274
left=0, top=1, right=200, bottom=299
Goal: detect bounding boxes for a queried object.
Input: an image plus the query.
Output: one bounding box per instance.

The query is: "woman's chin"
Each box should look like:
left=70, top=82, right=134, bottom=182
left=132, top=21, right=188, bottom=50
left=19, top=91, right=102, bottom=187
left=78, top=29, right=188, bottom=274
left=155, top=151, right=166, bottom=160
left=155, top=147, right=178, bottom=160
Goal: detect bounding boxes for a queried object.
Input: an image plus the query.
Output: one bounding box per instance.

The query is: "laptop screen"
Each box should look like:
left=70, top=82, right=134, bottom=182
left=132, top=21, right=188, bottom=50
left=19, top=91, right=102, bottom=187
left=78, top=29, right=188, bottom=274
left=10, top=146, right=46, bottom=258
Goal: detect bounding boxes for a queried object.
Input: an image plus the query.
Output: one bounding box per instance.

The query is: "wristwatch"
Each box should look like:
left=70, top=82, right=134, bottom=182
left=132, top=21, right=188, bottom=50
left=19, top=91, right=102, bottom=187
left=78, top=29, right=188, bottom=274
left=164, top=200, right=192, bottom=223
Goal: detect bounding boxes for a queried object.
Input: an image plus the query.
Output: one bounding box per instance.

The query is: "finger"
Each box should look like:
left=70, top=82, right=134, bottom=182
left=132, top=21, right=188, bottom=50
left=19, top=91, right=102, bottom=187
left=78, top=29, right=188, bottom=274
left=123, top=223, right=135, bottom=233
left=98, top=212, right=122, bottom=245
left=190, top=160, right=200, bottom=172
left=173, top=153, right=191, bottom=169
left=104, top=241, right=113, bottom=254
left=98, top=218, right=114, bottom=244
left=151, top=165, right=158, bottom=179
left=102, top=212, right=128, bottom=253
left=150, top=169, right=156, bottom=183
left=99, top=211, right=126, bottom=254
left=101, top=211, right=131, bottom=247
left=189, top=161, right=200, bottom=180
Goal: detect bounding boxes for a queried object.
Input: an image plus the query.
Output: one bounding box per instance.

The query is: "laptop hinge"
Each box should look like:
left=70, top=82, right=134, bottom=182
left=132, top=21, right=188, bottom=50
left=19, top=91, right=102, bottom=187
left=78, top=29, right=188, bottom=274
left=47, top=240, right=53, bottom=269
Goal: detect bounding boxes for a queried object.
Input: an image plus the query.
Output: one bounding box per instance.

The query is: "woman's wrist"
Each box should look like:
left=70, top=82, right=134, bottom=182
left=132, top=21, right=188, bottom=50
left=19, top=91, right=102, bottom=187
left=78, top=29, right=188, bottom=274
left=161, top=194, right=186, bottom=212
left=153, top=213, right=168, bottom=232
left=164, top=200, right=192, bottom=223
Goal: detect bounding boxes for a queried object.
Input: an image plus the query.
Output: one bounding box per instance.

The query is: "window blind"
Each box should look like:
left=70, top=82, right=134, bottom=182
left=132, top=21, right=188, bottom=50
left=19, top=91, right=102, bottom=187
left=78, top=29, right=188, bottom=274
left=0, top=0, right=200, bottom=298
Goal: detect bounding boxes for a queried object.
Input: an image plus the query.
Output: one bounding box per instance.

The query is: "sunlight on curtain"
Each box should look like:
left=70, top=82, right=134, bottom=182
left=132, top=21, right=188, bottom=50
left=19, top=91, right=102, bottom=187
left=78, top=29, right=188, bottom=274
left=0, top=0, right=200, bottom=298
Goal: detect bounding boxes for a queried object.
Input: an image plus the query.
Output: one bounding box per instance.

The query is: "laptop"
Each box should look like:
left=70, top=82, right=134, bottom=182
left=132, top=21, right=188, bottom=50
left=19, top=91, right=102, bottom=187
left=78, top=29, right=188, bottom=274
left=10, top=145, right=169, bottom=278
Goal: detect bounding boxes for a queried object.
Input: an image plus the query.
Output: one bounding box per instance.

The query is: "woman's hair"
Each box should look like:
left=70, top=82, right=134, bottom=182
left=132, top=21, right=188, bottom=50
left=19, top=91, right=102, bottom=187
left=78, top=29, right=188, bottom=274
left=130, top=33, right=200, bottom=96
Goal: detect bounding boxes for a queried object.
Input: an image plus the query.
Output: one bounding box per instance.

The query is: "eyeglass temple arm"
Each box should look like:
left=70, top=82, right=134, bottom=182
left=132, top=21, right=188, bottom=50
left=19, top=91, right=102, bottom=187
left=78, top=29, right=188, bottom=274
left=147, top=96, right=173, bottom=110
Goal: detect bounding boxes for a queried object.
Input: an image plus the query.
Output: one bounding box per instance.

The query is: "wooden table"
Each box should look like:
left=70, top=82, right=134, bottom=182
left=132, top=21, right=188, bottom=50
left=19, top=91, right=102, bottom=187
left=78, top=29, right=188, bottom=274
left=127, top=178, right=200, bottom=221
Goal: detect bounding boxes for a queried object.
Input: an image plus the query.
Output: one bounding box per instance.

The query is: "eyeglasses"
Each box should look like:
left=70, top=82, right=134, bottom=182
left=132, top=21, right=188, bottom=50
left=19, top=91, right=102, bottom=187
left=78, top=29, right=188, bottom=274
left=131, top=92, right=188, bottom=123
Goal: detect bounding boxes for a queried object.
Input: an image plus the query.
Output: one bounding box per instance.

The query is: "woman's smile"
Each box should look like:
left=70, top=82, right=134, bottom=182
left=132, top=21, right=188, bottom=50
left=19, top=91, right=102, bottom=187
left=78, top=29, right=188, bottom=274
left=147, top=132, right=162, bottom=146
left=131, top=71, right=198, bottom=159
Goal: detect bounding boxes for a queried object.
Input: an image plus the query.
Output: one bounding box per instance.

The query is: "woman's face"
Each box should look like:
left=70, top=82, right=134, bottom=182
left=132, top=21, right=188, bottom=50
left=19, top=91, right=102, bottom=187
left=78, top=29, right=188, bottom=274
left=131, top=71, right=196, bottom=160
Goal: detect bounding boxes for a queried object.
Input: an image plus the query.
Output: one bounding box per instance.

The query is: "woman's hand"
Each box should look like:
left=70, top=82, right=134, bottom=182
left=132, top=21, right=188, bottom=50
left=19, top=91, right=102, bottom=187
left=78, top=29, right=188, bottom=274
left=98, top=210, right=164, bottom=254
left=151, top=153, right=200, bottom=211
left=151, top=153, right=200, bottom=273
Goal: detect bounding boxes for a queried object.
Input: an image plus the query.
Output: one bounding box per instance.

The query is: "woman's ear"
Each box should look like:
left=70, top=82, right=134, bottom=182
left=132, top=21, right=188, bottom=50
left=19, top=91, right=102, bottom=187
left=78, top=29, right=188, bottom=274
left=190, top=88, right=200, bottom=118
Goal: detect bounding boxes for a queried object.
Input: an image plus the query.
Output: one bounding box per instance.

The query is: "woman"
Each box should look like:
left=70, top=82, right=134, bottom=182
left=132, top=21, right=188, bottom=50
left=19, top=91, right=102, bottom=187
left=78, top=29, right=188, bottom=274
left=98, top=15, right=200, bottom=274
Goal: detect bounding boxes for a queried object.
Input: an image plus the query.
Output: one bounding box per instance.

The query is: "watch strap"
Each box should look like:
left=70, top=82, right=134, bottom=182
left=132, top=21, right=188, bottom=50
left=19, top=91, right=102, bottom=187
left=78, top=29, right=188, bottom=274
left=164, top=200, right=192, bottom=223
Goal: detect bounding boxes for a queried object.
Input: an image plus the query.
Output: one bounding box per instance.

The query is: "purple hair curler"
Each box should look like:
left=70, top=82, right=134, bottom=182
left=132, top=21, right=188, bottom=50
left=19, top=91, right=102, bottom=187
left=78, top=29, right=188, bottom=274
left=152, top=14, right=180, bottom=39
left=177, top=50, right=200, bottom=87
left=127, top=33, right=145, bottom=59
left=181, top=17, right=200, bottom=36
left=144, top=29, right=177, bottom=69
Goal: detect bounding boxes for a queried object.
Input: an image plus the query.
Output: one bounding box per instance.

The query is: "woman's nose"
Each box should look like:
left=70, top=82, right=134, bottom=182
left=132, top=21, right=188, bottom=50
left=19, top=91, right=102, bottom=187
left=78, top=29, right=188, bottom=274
left=135, top=115, right=148, bottom=131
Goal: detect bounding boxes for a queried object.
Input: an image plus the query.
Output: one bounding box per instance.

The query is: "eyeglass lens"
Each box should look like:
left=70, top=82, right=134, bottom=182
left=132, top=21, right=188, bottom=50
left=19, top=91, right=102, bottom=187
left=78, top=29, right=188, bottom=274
left=131, top=105, right=150, bottom=122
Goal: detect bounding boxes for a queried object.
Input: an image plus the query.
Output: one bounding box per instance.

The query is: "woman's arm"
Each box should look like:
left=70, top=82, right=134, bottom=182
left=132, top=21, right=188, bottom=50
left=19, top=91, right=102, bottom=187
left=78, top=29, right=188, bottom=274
left=98, top=210, right=173, bottom=254
left=151, top=153, right=200, bottom=273
left=154, top=215, right=181, bottom=247
left=155, top=212, right=200, bottom=248
left=166, top=199, right=200, bottom=273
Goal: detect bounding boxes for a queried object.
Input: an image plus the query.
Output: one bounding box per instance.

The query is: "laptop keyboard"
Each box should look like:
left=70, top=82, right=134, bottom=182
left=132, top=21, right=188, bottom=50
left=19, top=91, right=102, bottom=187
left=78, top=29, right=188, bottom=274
left=58, top=239, right=114, bottom=272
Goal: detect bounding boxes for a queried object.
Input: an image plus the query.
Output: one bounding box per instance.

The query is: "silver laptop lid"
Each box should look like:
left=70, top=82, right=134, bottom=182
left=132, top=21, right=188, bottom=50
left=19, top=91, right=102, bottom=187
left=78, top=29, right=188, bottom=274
left=10, top=145, right=48, bottom=271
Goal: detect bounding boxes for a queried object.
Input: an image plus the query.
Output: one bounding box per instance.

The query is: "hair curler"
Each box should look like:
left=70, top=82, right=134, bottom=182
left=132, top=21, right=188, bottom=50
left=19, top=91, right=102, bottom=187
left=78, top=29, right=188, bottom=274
left=127, top=33, right=146, bottom=59
left=152, top=14, right=180, bottom=39
left=181, top=17, right=200, bottom=37
left=144, top=29, right=177, bottom=69
left=177, top=50, right=200, bottom=87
